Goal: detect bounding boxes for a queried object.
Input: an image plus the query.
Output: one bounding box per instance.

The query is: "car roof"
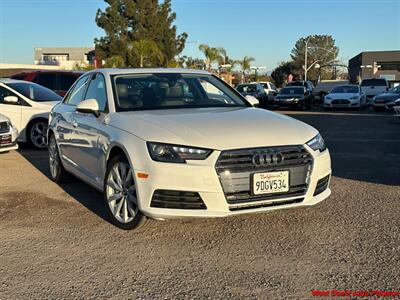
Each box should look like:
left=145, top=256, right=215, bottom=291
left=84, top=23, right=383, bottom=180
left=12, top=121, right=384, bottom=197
left=84, top=68, right=211, bottom=76
left=0, top=78, right=32, bottom=84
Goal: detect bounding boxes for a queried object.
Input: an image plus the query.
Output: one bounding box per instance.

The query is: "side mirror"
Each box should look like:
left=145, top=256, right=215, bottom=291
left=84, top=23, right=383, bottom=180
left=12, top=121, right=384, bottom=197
left=3, top=95, right=19, bottom=104
left=245, top=95, right=259, bottom=107
left=76, top=99, right=100, bottom=117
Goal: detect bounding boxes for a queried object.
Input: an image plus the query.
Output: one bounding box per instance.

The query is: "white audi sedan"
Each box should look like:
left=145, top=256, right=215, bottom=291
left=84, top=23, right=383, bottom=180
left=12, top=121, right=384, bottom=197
left=48, top=69, right=331, bottom=230
left=0, top=79, right=62, bottom=148
left=324, top=84, right=366, bottom=109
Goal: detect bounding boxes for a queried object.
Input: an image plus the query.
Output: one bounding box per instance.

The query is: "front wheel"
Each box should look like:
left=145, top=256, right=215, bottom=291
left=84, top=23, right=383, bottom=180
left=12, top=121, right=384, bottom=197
left=104, top=155, right=147, bottom=230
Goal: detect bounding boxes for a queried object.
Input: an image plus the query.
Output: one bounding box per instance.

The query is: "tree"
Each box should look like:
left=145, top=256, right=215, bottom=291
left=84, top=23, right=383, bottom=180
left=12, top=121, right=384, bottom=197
left=128, top=39, right=163, bottom=67
left=95, top=0, right=188, bottom=67
left=104, top=56, right=125, bottom=68
left=290, top=34, right=339, bottom=81
left=185, top=57, right=205, bottom=69
left=237, top=56, right=255, bottom=82
left=198, top=44, right=223, bottom=70
left=271, top=61, right=296, bottom=87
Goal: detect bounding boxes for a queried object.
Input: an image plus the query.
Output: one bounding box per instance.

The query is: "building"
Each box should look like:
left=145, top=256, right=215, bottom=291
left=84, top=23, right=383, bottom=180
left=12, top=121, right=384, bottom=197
left=34, top=47, right=95, bottom=70
left=348, top=50, right=400, bottom=86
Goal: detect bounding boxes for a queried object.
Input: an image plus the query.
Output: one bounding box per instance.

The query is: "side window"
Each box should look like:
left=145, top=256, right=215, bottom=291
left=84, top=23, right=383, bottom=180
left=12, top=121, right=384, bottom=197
left=270, top=83, right=276, bottom=90
left=59, top=74, right=79, bottom=92
left=64, top=76, right=89, bottom=106
left=199, top=79, right=236, bottom=104
left=35, top=73, right=57, bottom=90
left=0, top=86, right=19, bottom=105
left=84, top=74, right=108, bottom=112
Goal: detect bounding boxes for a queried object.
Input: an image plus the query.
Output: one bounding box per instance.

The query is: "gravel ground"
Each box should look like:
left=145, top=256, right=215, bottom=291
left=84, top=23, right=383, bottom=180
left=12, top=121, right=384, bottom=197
left=0, top=109, right=399, bottom=299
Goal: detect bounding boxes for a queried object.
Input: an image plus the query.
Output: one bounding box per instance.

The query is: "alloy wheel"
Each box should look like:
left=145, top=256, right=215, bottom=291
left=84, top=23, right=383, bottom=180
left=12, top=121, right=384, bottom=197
left=31, top=122, right=48, bottom=149
left=106, top=162, right=138, bottom=224
left=48, top=135, right=59, bottom=179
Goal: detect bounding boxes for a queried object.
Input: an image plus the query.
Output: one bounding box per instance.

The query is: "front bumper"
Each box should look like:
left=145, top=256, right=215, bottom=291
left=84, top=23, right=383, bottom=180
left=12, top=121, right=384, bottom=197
left=324, top=99, right=360, bottom=108
left=394, top=106, right=400, bottom=117
left=0, top=127, right=18, bottom=153
left=134, top=146, right=331, bottom=219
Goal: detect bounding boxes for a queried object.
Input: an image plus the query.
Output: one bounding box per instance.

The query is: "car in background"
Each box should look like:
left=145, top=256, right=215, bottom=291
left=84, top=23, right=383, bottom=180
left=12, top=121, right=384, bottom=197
left=287, top=80, right=314, bottom=94
left=393, top=98, right=400, bottom=117
left=0, top=79, right=62, bottom=149
left=0, top=113, right=18, bottom=153
left=48, top=68, right=331, bottom=230
left=324, top=85, right=366, bottom=109
left=236, top=83, right=268, bottom=107
left=372, top=85, right=400, bottom=111
left=11, top=70, right=84, bottom=96
left=360, top=78, right=389, bottom=102
left=312, top=80, right=349, bottom=102
left=273, top=86, right=312, bottom=110
left=252, top=81, right=278, bottom=101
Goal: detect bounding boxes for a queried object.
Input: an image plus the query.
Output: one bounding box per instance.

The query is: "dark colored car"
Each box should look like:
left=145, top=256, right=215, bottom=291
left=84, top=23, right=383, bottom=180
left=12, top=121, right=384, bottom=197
left=287, top=80, right=314, bottom=93
left=11, top=70, right=84, bottom=96
left=236, top=83, right=268, bottom=107
left=372, top=85, right=400, bottom=111
left=274, top=86, right=312, bottom=110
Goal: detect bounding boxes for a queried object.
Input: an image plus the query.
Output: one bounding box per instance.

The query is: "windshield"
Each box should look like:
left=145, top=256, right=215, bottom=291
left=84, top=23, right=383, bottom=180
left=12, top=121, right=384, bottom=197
left=236, top=84, right=256, bottom=93
left=287, top=81, right=305, bottom=87
left=331, top=86, right=359, bottom=93
left=279, top=87, right=304, bottom=95
left=361, top=79, right=387, bottom=86
left=7, top=82, right=62, bottom=102
left=112, top=73, right=247, bottom=111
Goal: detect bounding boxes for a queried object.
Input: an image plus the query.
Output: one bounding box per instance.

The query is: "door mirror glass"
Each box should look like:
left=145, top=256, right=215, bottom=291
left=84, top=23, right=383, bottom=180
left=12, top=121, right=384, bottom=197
left=245, top=95, right=259, bottom=107
left=3, top=95, right=19, bottom=104
left=76, top=98, right=100, bottom=117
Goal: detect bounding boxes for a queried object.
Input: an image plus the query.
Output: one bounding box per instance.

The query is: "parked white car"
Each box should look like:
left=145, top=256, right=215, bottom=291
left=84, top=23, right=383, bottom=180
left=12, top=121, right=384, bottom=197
left=253, top=81, right=278, bottom=101
left=0, top=79, right=62, bottom=148
left=324, top=85, right=366, bottom=109
left=48, top=69, right=331, bottom=230
left=0, top=113, right=18, bottom=153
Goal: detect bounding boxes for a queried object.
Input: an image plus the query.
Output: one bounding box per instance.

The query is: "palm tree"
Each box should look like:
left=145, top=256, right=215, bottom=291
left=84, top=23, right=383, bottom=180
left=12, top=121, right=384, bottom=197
left=198, top=44, right=223, bottom=71
left=237, top=56, right=255, bottom=82
left=128, top=39, right=163, bottom=67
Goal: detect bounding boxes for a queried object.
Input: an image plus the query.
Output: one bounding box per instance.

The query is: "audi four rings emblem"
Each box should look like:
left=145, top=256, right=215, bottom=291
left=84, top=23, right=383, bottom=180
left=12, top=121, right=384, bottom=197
left=252, top=152, right=284, bottom=166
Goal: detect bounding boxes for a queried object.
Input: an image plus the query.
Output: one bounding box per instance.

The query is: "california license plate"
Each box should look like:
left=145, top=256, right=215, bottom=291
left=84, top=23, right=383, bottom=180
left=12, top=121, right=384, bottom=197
left=252, top=171, right=289, bottom=195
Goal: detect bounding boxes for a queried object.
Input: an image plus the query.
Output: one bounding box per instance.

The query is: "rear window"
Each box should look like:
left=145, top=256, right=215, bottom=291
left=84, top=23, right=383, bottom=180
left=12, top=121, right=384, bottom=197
left=361, top=79, right=387, bottom=86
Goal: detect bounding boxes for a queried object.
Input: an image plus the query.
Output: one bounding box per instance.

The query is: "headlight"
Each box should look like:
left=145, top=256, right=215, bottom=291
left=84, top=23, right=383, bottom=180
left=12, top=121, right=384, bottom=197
left=350, top=96, right=359, bottom=100
left=306, top=133, right=327, bottom=152
left=147, top=142, right=212, bottom=163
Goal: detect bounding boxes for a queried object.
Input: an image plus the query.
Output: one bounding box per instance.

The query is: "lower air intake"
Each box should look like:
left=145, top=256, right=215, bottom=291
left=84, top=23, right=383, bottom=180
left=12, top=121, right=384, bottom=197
left=151, top=190, right=206, bottom=210
left=313, top=174, right=330, bottom=196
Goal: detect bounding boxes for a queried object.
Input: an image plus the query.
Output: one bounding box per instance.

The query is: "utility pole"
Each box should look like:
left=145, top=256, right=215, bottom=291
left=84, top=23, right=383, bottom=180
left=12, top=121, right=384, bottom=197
left=304, top=39, right=309, bottom=82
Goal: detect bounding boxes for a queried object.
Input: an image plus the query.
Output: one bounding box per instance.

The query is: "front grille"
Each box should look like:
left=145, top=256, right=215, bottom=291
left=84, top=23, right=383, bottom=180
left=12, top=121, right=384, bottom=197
left=216, top=145, right=313, bottom=205
left=0, top=122, right=9, bottom=134
left=150, top=190, right=206, bottom=210
left=332, top=99, right=350, bottom=105
left=313, top=174, right=330, bottom=196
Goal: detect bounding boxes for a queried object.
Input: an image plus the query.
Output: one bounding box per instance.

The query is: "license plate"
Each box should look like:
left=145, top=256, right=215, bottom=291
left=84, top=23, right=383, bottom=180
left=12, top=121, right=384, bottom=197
left=252, top=171, right=289, bottom=195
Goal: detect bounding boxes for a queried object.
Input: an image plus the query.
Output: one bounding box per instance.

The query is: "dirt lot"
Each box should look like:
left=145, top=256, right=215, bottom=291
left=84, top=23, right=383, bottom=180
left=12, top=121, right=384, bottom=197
left=1, top=110, right=399, bottom=299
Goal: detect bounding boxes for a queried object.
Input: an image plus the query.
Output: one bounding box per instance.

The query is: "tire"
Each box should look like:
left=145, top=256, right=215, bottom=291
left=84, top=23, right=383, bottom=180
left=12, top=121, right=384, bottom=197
left=48, top=133, right=71, bottom=183
left=104, top=155, right=147, bottom=230
left=27, top=119, right=48, bottom=149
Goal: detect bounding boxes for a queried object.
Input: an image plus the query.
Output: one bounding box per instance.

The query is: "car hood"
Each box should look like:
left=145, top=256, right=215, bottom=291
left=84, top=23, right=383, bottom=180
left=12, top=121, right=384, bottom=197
left=108, top=107, right=318, bottom=150
left=374, top=93, right=400, bottom=102
left=326, top=93, right=358, bottom=99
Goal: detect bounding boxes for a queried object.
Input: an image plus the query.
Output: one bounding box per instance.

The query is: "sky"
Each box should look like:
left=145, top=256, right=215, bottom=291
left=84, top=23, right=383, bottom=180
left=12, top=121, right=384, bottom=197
left=0, top=0, right=399, bottom=72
